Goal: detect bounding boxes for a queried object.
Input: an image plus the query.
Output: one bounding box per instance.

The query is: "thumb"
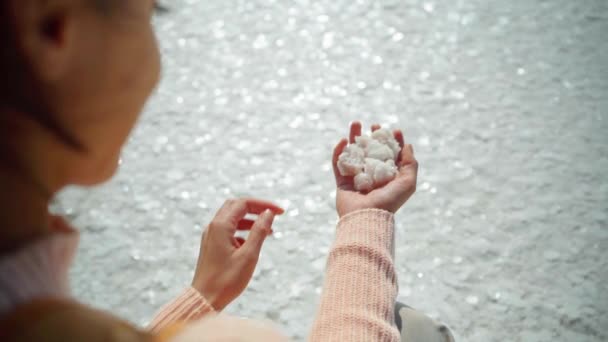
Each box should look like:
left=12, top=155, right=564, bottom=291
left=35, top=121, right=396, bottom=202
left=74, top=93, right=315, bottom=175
left=398, top=144, right=416, bottom=169
left=242, top=209, right=275, bottom=257
left=397, top=144, right=418, bottom=177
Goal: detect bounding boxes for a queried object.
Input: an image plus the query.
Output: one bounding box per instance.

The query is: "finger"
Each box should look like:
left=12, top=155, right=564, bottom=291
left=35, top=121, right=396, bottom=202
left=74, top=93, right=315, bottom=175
left=393, top=129, right=405, bottom=148
left=240, top=198, right=285, bottom=215
left=394, top=129, right=405, bottom=164
left=398, top=144, right=417, bottom=170
left=237, top=218, right=274, bottom=231
left=237, top=219, right=255, bottom=230
left=332, top=138, right=351, bottom=187
left=231, top=236, right=246, bottom=248
left=215, top=198, right=284, bottom=227
left=241, top=209, right=275, bottom=256
left=390, top=145, right=418, bottom=203
left=371, top=123, right=381, bottom=132
left=349, top=121, right=362, bottom=144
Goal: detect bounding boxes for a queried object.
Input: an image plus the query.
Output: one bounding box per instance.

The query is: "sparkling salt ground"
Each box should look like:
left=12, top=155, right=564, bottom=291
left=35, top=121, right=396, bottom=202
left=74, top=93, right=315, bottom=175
left=54, top=1, right=608, bottom=341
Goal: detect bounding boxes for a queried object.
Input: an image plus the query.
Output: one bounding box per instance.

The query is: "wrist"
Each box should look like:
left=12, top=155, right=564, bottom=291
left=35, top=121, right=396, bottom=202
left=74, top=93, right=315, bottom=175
left=192, top=279, right=224, bottom=311
left=337, top=202, right=397, bottom=218
left=338, top=207, right=394, bottom=221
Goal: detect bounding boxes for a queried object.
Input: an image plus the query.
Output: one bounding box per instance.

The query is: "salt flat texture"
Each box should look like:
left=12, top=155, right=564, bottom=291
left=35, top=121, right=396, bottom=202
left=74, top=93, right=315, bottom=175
left=54, top=0, right=608, bottom=341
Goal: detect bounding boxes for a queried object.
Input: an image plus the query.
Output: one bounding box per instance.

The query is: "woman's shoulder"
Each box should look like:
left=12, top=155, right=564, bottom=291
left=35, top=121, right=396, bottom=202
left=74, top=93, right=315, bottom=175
left=0, top=298, right=288, bottom=342
left=167, top=315, right=288, bottom=342
left=0, top=298, right=154, bottom=342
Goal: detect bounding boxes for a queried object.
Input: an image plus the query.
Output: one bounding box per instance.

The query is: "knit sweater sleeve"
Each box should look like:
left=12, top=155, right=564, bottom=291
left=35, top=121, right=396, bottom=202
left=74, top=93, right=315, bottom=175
left=309, top=208, right=400, bottom=342
left=147, top=287, right=215, bottom=333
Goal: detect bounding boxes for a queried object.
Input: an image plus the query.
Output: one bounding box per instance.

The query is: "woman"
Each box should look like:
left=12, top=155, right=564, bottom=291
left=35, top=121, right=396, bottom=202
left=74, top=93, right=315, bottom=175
left=0, top=1, right=450, bottom=341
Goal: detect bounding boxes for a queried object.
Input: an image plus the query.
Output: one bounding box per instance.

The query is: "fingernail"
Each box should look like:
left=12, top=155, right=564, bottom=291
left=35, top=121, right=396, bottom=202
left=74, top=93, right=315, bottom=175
left=264, top=209, right=275, bottom=219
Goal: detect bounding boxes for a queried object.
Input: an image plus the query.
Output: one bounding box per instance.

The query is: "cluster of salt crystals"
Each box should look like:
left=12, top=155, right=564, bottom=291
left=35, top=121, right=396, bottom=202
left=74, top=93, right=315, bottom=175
left=337, top=128, right=402, bottom=192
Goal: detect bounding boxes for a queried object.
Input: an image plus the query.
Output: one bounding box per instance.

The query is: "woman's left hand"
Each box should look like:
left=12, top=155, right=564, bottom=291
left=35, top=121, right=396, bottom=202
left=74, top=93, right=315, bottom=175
left=192, top=198, right=284, bottom=311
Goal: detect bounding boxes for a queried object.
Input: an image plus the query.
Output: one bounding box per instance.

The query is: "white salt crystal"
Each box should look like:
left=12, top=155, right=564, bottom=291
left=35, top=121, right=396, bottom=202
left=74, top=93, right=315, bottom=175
left=337, top=144, right=365, bottom=176
left=354, top=172, right=374, bottom=192
left=372, top=128, right=401, bottom=159
left=337, top=127, right=402, bottom=191
left=374, top=159, right=398, bottom=185
left=367, top=140, right=394, bottom=161
left=355, top=135, right=373, bottom=149
left=364, top=158, right=383, bottom=177
left=371, top=128, right=393, bottom=143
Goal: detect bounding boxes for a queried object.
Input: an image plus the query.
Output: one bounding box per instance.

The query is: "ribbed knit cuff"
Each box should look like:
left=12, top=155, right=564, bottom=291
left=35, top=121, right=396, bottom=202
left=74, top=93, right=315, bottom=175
left=148, top=287, right=215, bottom=333
left=335, top=208, right=395, bottom=254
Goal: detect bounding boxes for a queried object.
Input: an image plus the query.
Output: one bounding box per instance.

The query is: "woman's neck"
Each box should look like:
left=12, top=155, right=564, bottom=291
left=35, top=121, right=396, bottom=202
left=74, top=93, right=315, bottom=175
left=0, top=111, right=72, bottom=255
left=0, top=155, right=55, bottom=255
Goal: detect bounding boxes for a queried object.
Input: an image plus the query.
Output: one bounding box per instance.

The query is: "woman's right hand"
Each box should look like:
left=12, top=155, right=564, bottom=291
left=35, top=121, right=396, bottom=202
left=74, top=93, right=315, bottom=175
left=191, top=198, right=284, bottom=311
left=333, top=121, right=418, bottom=217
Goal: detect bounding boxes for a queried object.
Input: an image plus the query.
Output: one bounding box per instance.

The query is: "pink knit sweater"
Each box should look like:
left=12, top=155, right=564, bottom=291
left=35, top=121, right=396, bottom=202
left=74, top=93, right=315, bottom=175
left=148, top=208, right=400, bottom=341
left=0, top=209, right=399, bottom=341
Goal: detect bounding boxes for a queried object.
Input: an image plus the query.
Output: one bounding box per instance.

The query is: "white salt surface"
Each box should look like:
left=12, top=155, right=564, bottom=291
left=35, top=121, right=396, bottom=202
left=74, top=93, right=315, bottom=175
left=54, top=1, right=607, bottom=341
